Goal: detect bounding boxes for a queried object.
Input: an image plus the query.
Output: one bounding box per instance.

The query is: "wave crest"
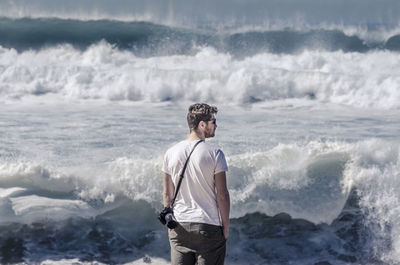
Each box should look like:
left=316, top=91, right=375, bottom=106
left=1, top=43, right=399, bottom=109
left=2, top=18, right=400, bottom=53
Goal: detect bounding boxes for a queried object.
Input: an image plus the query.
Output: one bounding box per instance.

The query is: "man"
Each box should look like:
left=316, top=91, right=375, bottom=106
left=162, top=103, right=230, bottom=265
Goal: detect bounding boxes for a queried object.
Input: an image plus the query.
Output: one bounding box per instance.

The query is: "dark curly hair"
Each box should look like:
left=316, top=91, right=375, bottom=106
left=187, top=103, right=218, bottom=131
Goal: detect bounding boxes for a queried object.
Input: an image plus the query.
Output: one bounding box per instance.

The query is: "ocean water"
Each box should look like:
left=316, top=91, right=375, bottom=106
left=1, top=1, right=400, bottom=264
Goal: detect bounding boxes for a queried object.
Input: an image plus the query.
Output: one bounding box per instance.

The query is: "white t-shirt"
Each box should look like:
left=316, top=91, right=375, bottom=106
left=162, top=140, right=228, bottom=226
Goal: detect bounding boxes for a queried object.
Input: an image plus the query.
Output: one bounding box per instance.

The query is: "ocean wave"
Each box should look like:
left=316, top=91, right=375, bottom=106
left=2, top=18, right=400, bottom=54
left=2, top=140, right=398, bottom=223
left=1, top=43, right=399, bottom=109
left=1, top=0, right=400, bottom=32
left=0, top=158, right=163, bottom=223
left=228, top=142, right=351, bottom=224
left=0, top=139, right=399, bottom=263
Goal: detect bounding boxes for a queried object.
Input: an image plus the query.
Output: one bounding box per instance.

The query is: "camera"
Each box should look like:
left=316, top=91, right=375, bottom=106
left=158, top=207, right=178, bottom=229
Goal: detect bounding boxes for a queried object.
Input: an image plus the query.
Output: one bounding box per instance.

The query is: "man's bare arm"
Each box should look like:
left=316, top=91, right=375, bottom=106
left=163, top=173, right=175, bottom=207
left=215, top=171, right=230, bottom=239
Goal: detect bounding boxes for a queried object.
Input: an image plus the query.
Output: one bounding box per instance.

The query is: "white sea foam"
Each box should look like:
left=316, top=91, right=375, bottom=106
left=1, top=138, right=400, bottom=263
left=1, top=140, right=399, bottom=225
left=227, top=141, right=351, bottom=224
left=10, top=195, right=96, bottom=221
left=33, top=257, right=170, bottom=265
left=344, top=140, right=400, bottom=263
left=0, top=187, right=26, bottom=198
left=74, top=157, right=163, bottom=206
left=0, top=162, right=75, bottom=193
left=0, top=43, right=399, bottom=109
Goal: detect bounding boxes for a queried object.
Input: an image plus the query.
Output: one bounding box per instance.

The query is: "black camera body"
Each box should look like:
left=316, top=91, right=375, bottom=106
left=158, top=207, right=178, bottom=229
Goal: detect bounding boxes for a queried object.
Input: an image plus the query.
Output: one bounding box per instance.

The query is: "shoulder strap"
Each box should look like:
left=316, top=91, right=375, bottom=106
left=170, top=140, right=203, bottom=207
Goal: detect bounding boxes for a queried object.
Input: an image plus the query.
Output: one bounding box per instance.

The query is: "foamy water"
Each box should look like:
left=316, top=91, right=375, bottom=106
left=0, top=102, right=399, bottom=264
left=1, top=43, right=399, bottom=110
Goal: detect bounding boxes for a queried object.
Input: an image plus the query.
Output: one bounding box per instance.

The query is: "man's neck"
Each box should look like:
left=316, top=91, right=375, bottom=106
left=187, top=131, right=205, bottom=141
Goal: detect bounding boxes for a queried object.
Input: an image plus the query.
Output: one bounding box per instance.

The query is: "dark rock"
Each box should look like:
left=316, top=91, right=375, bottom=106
left=338, top=254, right=357, bottom=263
left=0, top=237, right=25, bottom=264
left=314, top=262, right=332, bottom=265
left=270, top=213, right=292, bottom=224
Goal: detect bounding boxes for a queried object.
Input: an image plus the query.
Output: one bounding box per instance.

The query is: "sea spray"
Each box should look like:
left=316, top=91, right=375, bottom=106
left=1, top=0, right=400, bottom=30
left=344, top=140, right=400, bottom=263
left=1, top=138, right=399, bottom=263
left=3, top=18, right=400, bottom=53
left=1, top=43, right=399, bottom=109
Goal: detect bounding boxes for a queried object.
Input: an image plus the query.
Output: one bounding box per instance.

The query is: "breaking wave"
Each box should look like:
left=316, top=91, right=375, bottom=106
left=2, top=18, right=400, bottom=54
left=1, top=41, right=399, bottom=109
left=1, top=139, right=399, bottom=264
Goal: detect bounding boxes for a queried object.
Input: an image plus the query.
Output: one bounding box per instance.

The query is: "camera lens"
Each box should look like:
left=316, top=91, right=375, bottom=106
left=158, top=213, right=166, bottom=225
left=165, top=213, right=178, bottom=229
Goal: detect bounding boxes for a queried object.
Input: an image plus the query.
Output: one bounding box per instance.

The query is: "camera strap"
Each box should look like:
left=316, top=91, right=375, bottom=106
left=170, top=139, right=203, bottom=207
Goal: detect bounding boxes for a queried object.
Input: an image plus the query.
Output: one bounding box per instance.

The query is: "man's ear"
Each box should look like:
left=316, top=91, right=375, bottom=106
left=199, top=120, right=206, bottom=129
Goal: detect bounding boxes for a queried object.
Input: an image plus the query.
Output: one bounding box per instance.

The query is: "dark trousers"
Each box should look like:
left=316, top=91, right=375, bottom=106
left=168, top=222, right=226, bottom=265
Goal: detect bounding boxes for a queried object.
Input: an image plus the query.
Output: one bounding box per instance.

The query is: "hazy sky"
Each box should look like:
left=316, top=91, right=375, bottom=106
left=1, top=0, right=400, bottom=27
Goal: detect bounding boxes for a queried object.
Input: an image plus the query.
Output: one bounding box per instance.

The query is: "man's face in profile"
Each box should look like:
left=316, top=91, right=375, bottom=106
left=204, top=114, right=217, bottom=138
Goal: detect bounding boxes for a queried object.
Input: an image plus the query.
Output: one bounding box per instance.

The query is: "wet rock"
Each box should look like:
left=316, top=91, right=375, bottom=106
left=338, top=254, right=357, bottom=263
left=314, top=261, right=332, bottom=265
left=0, top=237, right=25, bottom=264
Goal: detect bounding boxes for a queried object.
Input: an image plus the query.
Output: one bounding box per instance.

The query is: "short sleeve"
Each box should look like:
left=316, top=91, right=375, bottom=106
left=162, top=152, right=170, bottom=175
left=214, top=149, right=228, bottom=174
